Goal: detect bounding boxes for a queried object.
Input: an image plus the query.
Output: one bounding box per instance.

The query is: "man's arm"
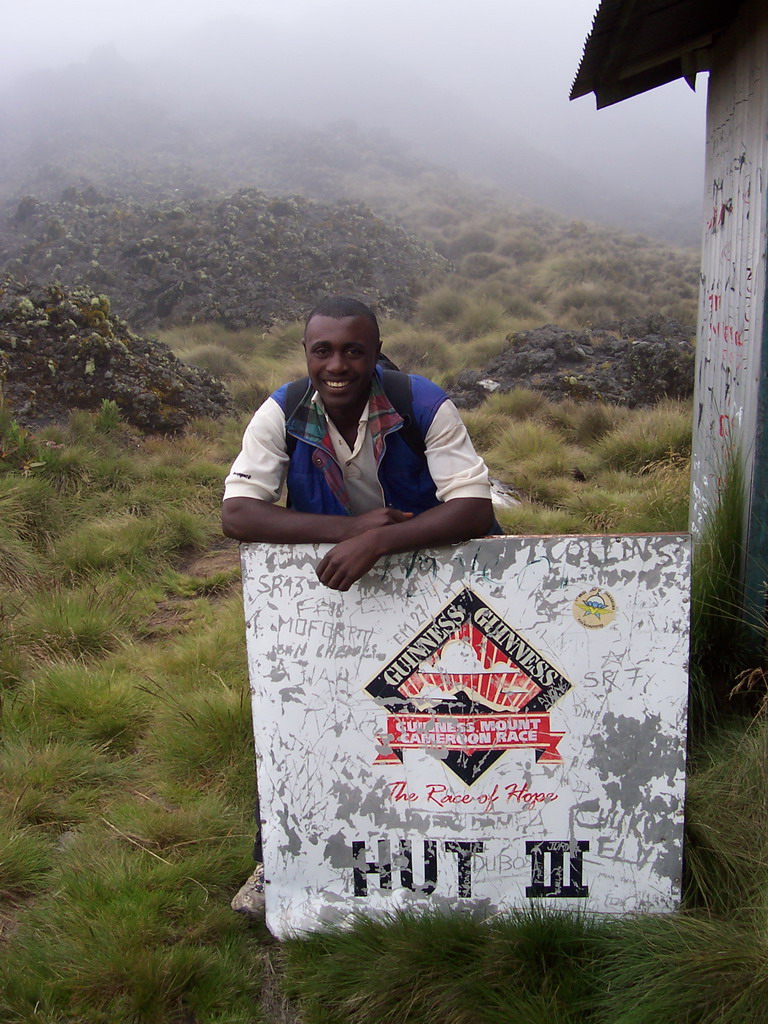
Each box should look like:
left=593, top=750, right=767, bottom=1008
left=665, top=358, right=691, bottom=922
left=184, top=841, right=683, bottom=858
left=221, top=496, right=413, bottom=544
left=314, top=496, right=493, bottom=591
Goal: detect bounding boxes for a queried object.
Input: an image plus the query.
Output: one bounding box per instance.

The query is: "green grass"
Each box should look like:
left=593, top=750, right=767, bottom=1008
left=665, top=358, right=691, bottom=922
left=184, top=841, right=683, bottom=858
left=3, top=311, right=768, bottom=1023
left=592, top=400, right=692, bottom=473
left=0, top=817, right=53, bottom=898
left=0, top=827, right=261, bottom=1024
left=283, top=909, right=605, bottom=1024
left=15, top=585, right=136, bottom=661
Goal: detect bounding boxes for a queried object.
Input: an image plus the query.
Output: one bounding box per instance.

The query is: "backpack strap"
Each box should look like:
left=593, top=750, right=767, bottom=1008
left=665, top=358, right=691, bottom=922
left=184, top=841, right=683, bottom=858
left=283, top=369, right=426, bottom=460
left=379, top=368, right=425, bottom=458
left=283, top=377, right=312, bottom=460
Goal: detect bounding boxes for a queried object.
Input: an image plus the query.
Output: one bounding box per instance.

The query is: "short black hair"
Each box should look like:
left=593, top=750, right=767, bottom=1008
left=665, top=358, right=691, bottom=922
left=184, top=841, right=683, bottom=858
left=304, top=296, right=380, bottom=344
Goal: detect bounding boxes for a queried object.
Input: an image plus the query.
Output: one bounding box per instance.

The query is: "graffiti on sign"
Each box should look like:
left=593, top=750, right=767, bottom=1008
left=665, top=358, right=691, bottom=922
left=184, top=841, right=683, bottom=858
left=240, top=536, right=690, bottom=938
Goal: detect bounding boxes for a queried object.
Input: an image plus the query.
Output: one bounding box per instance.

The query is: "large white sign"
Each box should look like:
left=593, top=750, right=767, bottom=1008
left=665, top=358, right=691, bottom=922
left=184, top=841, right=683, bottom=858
left=241, top=536, right=690, bottom=939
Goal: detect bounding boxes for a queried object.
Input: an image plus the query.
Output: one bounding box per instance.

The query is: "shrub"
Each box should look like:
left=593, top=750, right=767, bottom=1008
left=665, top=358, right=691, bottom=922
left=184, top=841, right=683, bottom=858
left=447, top=229, right=497, bottom=257
left=460, top=252, right=509, bottom=279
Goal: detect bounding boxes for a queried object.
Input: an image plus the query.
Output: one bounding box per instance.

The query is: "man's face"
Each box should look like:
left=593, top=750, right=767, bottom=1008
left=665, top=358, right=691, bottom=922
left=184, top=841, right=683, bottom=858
left=303, top=315, right=381, bottom=420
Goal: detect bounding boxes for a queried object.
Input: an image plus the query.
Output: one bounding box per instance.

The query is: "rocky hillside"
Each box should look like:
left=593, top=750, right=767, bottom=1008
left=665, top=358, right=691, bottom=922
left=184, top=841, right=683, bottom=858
left=0, top=280, right=231, bottom=431
left=449, top=316, right=694, bottom=408
left=0, top=188, right=446, bottom=331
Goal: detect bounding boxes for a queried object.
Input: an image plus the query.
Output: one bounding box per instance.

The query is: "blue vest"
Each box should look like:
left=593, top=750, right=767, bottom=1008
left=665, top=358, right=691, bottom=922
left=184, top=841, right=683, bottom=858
left=272, top=369, right=448, bottom=516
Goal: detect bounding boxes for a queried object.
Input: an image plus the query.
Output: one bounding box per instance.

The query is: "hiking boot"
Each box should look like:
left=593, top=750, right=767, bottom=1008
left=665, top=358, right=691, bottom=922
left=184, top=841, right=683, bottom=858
left=231, top=863, right=265, bottom=917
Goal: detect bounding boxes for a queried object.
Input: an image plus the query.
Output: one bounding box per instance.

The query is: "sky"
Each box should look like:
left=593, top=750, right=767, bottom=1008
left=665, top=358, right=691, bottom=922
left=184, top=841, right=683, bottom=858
left=2, top=0, right=708, bottom=230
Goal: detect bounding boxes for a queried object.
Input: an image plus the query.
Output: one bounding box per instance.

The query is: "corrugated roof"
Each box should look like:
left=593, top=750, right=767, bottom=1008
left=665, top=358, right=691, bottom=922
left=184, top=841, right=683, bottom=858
left=571, top=0, right=745, bottom=107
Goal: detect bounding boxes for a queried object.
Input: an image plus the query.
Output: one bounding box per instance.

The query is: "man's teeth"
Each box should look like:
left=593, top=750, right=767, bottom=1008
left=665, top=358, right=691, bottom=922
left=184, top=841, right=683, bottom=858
left=326, top=381, right=349, bottom=389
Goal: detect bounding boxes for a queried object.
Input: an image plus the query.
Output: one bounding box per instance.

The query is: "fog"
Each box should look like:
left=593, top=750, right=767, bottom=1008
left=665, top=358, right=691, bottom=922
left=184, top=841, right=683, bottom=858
left=1, top=0, right=707, bottom=242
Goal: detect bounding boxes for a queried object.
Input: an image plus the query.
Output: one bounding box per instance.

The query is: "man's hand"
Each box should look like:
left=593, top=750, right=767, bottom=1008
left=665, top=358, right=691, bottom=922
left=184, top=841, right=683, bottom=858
left=315, top=497, right=494, bottom=591
left=342, top=507, right=413, bottom=535
left=316, top=531, right=388, bottom=591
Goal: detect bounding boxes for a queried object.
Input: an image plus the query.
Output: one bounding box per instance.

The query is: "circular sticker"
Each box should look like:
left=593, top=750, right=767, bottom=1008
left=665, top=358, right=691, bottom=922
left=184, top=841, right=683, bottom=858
left=573, top=588, right=617, bottom=629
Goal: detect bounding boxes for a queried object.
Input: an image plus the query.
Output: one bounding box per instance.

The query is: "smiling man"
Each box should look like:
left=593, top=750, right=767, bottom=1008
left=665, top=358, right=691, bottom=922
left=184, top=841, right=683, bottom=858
left=221, top=296, right=494, bottom=590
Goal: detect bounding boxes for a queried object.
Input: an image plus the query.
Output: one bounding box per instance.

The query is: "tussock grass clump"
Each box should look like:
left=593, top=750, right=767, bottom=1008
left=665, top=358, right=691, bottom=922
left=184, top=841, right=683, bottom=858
left=0, top=621, right=26, bottom=689
left=0, top=736, right=125, bottom=828
left=559, top=460, right=689, bottom=534
left=105, top=790, right=252, bottom=873
left=180, top=344, right=244, bottom=379
left=454, top=297, right=507, bottom=340
left=54, top=508, right=213, bottom=579
left=497, top=501, right=589, bottom=536
left=65, top=401, right=134, bottom=450
left=137, top=594, right=247, bottom=689
left=34, top=443, right=99, bottom=494
left=0, top=525, right=41, bottom=591
left=595, top=913, right=768, bottom=1024
left=0, top=474, right=65, bottom=549
left=382, top=327, right=452, bottom=371
left=486, top=420, right=565, bottom=467
left=21, top=663, right=150, bottom=753
left=460, top=252, right=508, bottom=278
left=485, top=421, right=575, bottom=490
left=53, top=512, right=164, bottom=576
left=16, top=586, right=134, bottom=660
left=147, top=685, right=254, bottom=810
left=163, top=321, right=265, bottom=356
left=690, top=453, right=751, bottom=716
left=593, top=400, right=692, bottom=473
left=555, top=282, right=637, bottom=323
left=459, top=408, right=510, bottom=452
left=454, top=331, right=512, bottom=368
left=447, top=228, right=497, bottom=257
left=484, top=388, right=549, bottom=421
left=416, top=287, right=468, bottom=326
left=545, top=399, right=626, bottom=446
left=0, top=818, right=53, bottom=898
left=229, top=369, right=273, bottom=412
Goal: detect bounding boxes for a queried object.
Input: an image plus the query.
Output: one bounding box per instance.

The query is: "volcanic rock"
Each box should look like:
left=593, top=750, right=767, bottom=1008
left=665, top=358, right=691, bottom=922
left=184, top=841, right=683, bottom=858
left=449, top=317, right=694, bottom=408
left=0, top=188, right=446, bottom=331
left=0, top=280, right=231, bottom=432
